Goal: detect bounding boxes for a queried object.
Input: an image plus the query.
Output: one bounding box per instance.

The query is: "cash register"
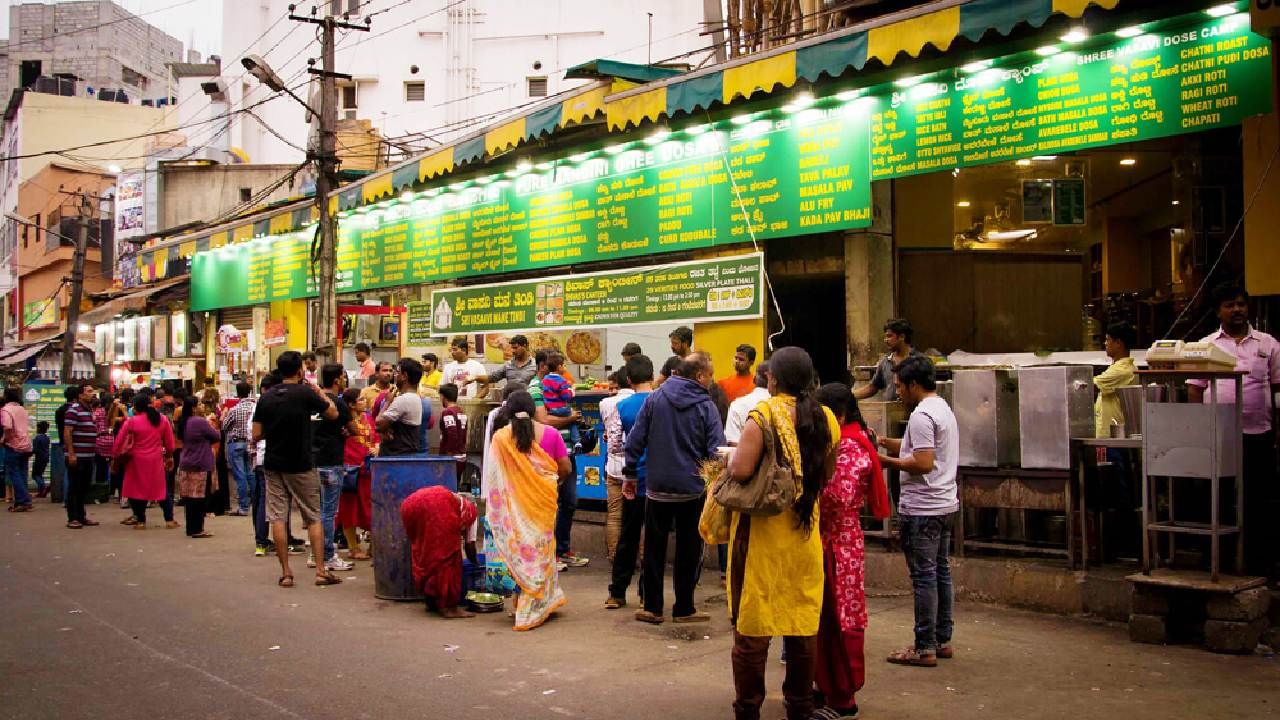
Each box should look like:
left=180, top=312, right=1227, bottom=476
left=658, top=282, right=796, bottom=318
left=1144, top=339, right=1238, bottom=371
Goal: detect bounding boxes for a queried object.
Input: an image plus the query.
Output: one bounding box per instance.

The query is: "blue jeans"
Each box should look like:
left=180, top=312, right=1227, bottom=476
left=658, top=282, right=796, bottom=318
left=317, top=466, right=344, bottom=561
left=555, top=457, right=577, bottom=557
left=4, top=448, right=32, bottom=507
left=900, top=512, right=956, bottom=653
left=226, top=441, right=253, bottom=513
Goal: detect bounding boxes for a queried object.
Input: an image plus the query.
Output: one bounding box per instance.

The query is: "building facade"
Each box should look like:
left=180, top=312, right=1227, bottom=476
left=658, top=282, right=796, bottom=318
left=220, top=0, right=718, bottom=165
left=4, top=0, right=183, bottom=105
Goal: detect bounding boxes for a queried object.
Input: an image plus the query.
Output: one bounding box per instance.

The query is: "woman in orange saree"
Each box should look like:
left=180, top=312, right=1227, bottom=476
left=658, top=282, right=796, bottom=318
left=483, top=390, right=571, bottom=631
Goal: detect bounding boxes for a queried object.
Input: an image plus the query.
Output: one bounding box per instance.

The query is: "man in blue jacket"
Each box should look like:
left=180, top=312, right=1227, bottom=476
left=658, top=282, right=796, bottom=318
left=625, top=351, right=725, bottom=625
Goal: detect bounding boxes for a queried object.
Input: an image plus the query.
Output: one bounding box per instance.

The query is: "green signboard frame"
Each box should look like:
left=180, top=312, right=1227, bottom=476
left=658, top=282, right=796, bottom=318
left=188, top=10, right=1270, bottom=313
left=191, top=107, right=871, bottom=311
left=22, top=384, right=67, bottom=437
left=870, top=11, right=1270, bottom=179
left=428, top=253, right=764, bottom=335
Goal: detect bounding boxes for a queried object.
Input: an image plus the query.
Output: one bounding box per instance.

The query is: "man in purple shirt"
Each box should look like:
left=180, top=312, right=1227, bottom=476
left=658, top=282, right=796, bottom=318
left=62, top=385, right=100, bottom=529
left=1188, top=283, right=1280, bottom=579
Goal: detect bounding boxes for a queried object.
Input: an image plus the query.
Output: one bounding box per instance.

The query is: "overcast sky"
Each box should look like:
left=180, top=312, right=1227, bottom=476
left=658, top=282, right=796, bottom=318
left=1, top=0, right=224, bottom=59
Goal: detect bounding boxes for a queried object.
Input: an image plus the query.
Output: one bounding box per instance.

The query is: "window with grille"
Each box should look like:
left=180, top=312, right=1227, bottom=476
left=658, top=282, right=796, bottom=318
left=340, top=84, right=358, bottom=120
left=404, top=81, right=425, bottom=102
left=527, top=76, right=548, bottom=97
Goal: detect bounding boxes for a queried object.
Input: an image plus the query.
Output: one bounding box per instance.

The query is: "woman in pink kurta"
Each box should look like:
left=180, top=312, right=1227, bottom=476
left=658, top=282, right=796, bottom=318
left=813, top=383, right=891, bottom=719
left=117, top=396, right=176, bottom=529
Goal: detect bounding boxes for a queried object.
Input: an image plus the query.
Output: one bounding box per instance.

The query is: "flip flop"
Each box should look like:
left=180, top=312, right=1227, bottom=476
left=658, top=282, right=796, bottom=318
left=634, top=610, right=664, bottom=624
left=120, top=516, right=138, bottom=525
left=315, top=572, right=342, bottom=586
left=278, top=575, right=295, bottom=588
left=190, top=532, right=214, bottom=539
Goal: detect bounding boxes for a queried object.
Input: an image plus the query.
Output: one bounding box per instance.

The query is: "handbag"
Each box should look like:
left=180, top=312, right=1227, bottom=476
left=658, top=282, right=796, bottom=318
left=712, top=413, right=796, bottom=516
left=341, top=465, right=360, bottom=493
left=110, top=425, right=134, bottom=475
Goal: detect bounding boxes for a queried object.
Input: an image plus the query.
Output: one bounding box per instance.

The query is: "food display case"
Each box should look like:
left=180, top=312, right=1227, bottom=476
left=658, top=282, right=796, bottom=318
left=1017, top=366, right=1094, bottom=470
left=953, top=369, right=1021, bottom=467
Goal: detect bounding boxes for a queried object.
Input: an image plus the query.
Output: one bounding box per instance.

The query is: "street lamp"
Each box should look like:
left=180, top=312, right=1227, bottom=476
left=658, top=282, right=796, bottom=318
left=241, top=52, right=338, bottom=358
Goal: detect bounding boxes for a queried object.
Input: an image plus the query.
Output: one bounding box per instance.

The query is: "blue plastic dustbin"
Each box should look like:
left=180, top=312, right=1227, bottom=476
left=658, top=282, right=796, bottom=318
left=370, top=455, right=458, bottom=601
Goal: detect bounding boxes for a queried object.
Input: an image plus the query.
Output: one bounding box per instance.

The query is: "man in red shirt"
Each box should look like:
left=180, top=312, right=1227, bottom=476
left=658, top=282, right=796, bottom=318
left=717, top=344, right=757, bottom=403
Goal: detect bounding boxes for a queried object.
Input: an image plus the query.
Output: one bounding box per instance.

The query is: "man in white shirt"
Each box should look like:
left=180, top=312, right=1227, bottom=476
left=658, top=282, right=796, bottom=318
left=442, top=337, right=490, bottom=399
left=878, top=355, right=959, bottom=668
left=600, top=368, right=634, bottom=563
left=723, top=362, right=770, bottom=445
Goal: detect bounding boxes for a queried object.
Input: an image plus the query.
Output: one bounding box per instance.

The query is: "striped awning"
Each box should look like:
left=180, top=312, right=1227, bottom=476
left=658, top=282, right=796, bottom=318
left=606, top=0, right=1122, bottom=129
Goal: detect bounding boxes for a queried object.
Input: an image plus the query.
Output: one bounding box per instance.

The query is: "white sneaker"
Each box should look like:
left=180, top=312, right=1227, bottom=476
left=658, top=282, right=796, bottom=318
left=325, top=556, right=354, bottom=572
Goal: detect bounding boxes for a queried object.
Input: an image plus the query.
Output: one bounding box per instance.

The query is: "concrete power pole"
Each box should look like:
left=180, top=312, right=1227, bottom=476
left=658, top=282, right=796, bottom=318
left=62, top=196, right=90, bottom=383
left=289, top=8, right=368, bottom=360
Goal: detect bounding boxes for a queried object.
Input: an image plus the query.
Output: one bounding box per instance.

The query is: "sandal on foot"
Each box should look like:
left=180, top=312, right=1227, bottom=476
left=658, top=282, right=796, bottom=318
left=887, top=647, right=937, bottom=667
left=278, top=575, right=295, bottom=588
left=65, top=521, right=83, bottom=529
left=190, top=531, right=214, bottom=539
left=673, top=611, right=710, bottom=623
left=604, top=596, right=625, bottom=610
left=120, top=516, right=138, bottom=525
left=314, top=572, right=342, bottom=586
left=165, top=521, right=180, bottom=529
left=634, top=609, right=664, bottom=624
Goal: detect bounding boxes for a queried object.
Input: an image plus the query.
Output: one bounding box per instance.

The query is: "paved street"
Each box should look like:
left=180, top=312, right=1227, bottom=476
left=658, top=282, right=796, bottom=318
left=1, top=504, right=1277, bottom=720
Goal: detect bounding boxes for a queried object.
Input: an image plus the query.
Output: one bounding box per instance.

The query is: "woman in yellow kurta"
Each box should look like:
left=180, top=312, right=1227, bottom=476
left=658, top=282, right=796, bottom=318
left=726, top=346, right=839, bottom=720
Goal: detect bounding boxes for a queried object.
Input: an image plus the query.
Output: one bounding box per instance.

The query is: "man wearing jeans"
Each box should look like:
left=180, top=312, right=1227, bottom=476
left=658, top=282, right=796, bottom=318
left=312, top=363, right=357, bottom=572
left=624, top=352, right=724, bottom=624
left=878, top=355, right=959, bottom=668
left=221, top=381, right=256, bottom=516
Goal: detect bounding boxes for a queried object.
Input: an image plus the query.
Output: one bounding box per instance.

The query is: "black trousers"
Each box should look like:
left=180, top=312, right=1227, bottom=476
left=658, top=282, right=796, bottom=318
left=608, top=494, right=647, bottom=602
left=65, top=456, right=95, bottom=522
left=184, top=495, right=206, bottom=536
left=1243, top=431, right=1278, bottom=577
left=642, top=495, right=704, bottom=618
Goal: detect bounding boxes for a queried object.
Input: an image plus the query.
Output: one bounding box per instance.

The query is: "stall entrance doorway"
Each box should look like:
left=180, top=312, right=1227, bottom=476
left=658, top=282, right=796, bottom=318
left=768, top=276, right=848, bottom=385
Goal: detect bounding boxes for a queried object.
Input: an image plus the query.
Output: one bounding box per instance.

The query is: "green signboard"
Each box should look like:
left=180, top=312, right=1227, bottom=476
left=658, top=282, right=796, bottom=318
left=405, top=301, right=434, bottom=345
left=22, top=384, right=67, bottom=438
left=429, top=254, right=763, bottom=334
left=190, top=108, right=871, bottom=311
left=871, top=12, right=1271, bottom=179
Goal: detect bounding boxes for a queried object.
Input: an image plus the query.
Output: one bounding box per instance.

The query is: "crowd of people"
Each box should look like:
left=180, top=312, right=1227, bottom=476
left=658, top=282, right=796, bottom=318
left=0, top=322, right=965, bottom=720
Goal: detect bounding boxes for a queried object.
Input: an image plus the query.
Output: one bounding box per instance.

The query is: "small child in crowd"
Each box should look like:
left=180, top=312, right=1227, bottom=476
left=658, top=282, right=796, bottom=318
left=32, top=420, right=50, bottom=498
left=438, top=383, right=468, bottom=480
left=540, top=354, right=575, bottom=418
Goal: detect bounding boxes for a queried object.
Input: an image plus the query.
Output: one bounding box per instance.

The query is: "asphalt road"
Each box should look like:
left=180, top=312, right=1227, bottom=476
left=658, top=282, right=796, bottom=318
left=1, top=502, right=1277, bottom=720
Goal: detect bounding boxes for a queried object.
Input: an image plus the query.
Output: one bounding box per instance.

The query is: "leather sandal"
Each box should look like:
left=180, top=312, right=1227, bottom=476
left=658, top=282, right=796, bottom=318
left=278, top=575, right=295, bottom=588
left=887, top=647, right=937, bottom=667
left=314, top=572, right=342, bottom=586
left=634, top=609, right=664, bottom=624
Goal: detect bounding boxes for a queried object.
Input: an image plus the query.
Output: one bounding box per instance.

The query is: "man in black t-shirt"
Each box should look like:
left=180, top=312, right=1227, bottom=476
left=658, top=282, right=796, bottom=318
left=312, top=363, right=358, bottom=572
left=252, top=350, right=340, bottom=587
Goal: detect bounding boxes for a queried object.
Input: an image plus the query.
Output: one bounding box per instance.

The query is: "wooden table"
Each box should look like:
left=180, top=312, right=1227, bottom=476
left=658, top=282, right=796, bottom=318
left=955, top=466, right=1074, bottom=565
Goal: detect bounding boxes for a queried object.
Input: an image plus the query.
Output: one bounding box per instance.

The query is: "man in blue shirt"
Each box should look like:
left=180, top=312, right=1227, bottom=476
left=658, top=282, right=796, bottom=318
left=607, top=355, right=655, bottom=609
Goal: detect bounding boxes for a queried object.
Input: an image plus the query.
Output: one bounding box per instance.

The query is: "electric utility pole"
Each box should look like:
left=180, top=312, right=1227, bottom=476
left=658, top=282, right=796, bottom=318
left=62, top=195, right=90, bottom=383
left=287, top=5, right=368, bottom=359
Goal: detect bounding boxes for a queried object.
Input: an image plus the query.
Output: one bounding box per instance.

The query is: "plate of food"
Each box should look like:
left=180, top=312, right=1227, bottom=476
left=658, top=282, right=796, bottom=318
left=565, top=331, right=602, bottom=364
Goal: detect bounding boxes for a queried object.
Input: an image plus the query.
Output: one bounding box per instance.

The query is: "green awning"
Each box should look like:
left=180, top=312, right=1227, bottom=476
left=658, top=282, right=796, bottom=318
left=565, top=59, right=686, bottom=84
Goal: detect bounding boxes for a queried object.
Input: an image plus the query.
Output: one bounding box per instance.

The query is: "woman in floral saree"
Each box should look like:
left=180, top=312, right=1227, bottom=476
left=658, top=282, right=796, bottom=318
left=482, top=390, right=571, bottom=631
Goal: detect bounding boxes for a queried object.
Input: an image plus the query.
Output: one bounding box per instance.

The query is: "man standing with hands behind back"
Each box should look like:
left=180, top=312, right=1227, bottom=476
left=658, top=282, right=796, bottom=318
left=877, top=355, right=959, bottom=667
left=253, top=351, right=342, bottom=588
left=1187, top=283, right=1280, bottom=580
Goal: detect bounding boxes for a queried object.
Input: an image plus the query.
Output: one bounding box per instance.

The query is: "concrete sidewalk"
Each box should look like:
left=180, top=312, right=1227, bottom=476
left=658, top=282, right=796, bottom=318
left=0, top=502, right=1276, bottom=720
